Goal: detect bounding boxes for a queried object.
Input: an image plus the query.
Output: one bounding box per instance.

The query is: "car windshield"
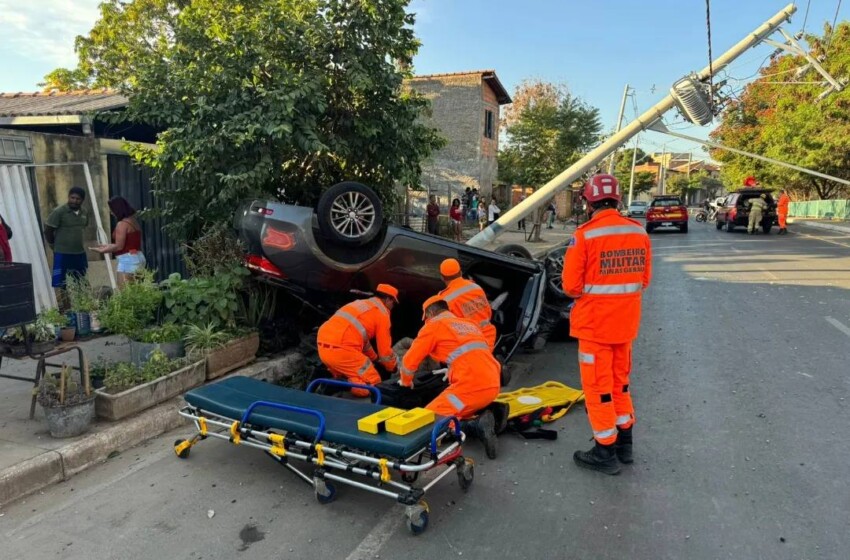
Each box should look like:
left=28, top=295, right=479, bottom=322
left=651, top=198, right=682, bottom=207
left=630, top=202, right=647, bottom=207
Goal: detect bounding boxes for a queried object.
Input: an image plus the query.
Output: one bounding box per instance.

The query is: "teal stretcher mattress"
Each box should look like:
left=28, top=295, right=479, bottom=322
left=184, top=376, right=442, bottom=458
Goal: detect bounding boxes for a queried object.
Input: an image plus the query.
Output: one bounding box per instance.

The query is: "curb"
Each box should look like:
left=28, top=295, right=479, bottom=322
left=0, top=351, right=304, bottom=508
left=795, top=220, right=850, bottom=235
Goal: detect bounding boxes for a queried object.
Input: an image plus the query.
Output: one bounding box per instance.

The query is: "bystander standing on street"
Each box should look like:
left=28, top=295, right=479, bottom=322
left=547, top=200, right=557, bottom=228
left=517, top=193, right=527, bottom=231
left=44, top=187, right=89, bottom=310
left=92, top=196, right=146, bottom=287
left=449, top=198, right=463, bottom=241
left=488, top=198, right=501, bottom=226
left=477, top=197, right=487, bottom=231
left=426, top=195, right=440, bottom=235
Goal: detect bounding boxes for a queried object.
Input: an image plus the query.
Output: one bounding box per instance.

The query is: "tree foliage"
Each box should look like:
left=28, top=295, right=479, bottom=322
left=710, top=22, right=850, bottom=200
left=498, top=80, right=602, bottom=188
left=49, top=0, right=443, bottom=240
left=665, top=170, right=724, bottom=200
left=611, top=148, right=656, bottom=197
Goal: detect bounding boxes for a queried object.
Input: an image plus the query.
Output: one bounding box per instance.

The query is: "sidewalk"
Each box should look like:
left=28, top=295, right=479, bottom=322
left=464, top=220, right=576, bottom=257
left=0, top=336, right=303, bottom=507
left=794, top=219, right=850, bottom=235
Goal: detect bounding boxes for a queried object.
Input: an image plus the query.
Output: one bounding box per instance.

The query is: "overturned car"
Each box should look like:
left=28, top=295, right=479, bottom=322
left=235, top=182, right=571, bottom=366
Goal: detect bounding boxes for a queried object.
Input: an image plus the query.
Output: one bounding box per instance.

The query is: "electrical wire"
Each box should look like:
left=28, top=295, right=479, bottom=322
left=827, top=0, right=843, bottom=51
left=705, top=0, right=714, bottom=114
left=800, top=0, right=812, bottom=35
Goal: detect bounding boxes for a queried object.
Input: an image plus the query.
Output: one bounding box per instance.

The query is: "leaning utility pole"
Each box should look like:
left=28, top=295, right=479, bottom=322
left=627, top=136, right=639, bottom=205
left=606, top=84, right=631, bottom=175
left=467, top=2, right=798, bottom=248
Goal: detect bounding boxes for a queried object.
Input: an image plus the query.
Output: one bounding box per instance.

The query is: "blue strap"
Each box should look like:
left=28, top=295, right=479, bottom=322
left=430, top=416, right=462, bottom=455
left=305, top=378, right=382, bottom=404
left=240, top=400, right=326, bottom=443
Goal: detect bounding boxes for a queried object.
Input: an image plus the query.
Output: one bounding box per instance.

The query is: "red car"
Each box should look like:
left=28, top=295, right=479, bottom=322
left=714, top=189, right=777, bottom=234
left=646, top=195, right=689, bottom=233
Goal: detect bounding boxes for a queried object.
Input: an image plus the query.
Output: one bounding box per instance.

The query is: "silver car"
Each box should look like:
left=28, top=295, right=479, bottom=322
left=628, top=200, right=649, bottom=217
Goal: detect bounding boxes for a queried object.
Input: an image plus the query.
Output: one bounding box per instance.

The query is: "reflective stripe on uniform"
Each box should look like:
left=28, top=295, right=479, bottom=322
left=368, top=298, right=388, bottom=316
left=479, top=319, right=491, bottom=328
left=443, top=283, right=477, bottom=303
left=578, top=351, right=595, bottom=364
left=616, top=414, right=632, bottom=426
left=335, top=310, right=369, bottom=341
left=583, top=225, right=647, bottom=239
left=446, top=341, right=490, bottom=364
left=356, top=357, right=372, bottom=377
left=594, top=427, right=617, bottom=440
left=446, top=393, right=465, bottom=412
left=583, top=282, right=643, bottom=295
left=377, top=354, right=396, bottom=364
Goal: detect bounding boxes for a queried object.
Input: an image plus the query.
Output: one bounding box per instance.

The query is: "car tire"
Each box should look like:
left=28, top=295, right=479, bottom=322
left=725, top=220, right=735, bottom=233
left=317, top=181, right=383, bottom=247
left=646, top=224, right=654, bottom=234
left=495, top=244, right=533, bottom=259
left=680, top=223, right=688, bottom=234
left=715, top=220, right=723, bottom=230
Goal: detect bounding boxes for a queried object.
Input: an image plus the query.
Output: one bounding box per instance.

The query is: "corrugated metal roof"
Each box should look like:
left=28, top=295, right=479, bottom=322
left=408, top=70, right=512, bottom=105
left=0, top=90, right=128, bottom=117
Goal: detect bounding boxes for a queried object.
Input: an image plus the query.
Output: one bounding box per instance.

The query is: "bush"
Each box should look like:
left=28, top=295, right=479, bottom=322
left=163, top=266, right=248, bottom=329
left=100, top=270, right=163, bottom=339
left=102, top=350, right=187, bottom=393
left=138, top=323, right=184, bottom=344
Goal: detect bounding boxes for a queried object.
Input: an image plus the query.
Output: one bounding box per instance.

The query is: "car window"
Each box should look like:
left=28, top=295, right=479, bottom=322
left=631, top=201, right=647, bottom=207
left=650, top=198, right=683, bottom=207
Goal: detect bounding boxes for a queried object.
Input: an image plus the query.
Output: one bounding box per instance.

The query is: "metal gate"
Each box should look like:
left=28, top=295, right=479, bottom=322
left=106, top=155, right=185, bottom=280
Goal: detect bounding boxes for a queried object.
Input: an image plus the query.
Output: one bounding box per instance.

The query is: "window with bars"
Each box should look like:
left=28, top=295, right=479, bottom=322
left=484, top=110, right=494, bottom=139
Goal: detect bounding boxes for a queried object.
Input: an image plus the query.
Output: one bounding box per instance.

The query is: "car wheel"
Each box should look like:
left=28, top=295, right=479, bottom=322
left=495, top=244, right=533, bottom=259
left=725, top=220, right=735, bottom=233
left=762, top=224, right=772, bottom=234
left=545, top=249, right=568, bottom=300
left=646, top=224, right=654, bottom=233
left=680, top=223, right=688, bottom=234
left=715, top=220, right=723, bottom=230
left=317, top=181, right=383, bottom=247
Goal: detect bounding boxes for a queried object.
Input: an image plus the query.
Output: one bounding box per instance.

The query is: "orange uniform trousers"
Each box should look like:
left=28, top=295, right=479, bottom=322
left=425, top=350, right=501, bottom=419
left=578, top=339, right=635, bottom=445
left=778, top=211, right=787, bottom=229
left=317, top=344, right=382, bottom=397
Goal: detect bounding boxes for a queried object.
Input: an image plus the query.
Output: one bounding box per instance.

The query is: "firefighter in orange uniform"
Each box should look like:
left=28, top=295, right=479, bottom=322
left=562, top=174, right=652, bottom=475
left=436, top=258, right=497, bottom=349
left=777, top=189, right=790, bottom=235
left=317, top=284, right=399, bottom=397
left=398, top=297, right=500, bottom=458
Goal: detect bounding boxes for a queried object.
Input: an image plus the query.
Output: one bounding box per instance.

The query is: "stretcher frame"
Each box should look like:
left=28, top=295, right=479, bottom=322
left=173, top=379, right=474, bottom=535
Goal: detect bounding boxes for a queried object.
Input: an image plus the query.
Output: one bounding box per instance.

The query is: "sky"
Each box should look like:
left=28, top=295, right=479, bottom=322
left=1, top=0, right=846, bottom=158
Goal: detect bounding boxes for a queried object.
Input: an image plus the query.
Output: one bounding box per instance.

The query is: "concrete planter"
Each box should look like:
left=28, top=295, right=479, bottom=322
left=204, top=332, right=260, bottom=380
left=95, top=360, right=204, bottom=421
left=43, top=395, right=96, bottom=438
left=129, top=339, right=185, bottom=367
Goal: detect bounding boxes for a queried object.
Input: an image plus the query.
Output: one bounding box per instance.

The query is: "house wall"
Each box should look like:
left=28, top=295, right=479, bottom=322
left=407, top=74, right=498, bottom=204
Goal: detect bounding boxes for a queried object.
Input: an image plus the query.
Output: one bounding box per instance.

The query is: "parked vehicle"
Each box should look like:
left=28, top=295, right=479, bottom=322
left=695, top=209, right=708, bottom=222
left=714, top=189, right=777, bottom=233
left=627, top=201, right=649, bottom=217
left=235, top=182, right=570, bottom=362
left=645, top=196, right=689, bottom=233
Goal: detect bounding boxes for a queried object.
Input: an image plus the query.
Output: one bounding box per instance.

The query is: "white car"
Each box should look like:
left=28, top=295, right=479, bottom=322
left=628, top=201, right=649, bottom=217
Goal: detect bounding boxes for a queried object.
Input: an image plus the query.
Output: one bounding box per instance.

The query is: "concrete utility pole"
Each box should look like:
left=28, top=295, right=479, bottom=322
left=606, top=84, right=631, bottom=175
left=467, top=2, right=797, bottom=248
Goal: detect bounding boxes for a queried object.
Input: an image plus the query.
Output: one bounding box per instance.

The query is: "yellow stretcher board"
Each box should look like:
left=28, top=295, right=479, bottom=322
left=385, top=408, right=435, bottom=436
left=495, top=381, right=584, bottom=419
left=358, top=407, right=406, bottom=434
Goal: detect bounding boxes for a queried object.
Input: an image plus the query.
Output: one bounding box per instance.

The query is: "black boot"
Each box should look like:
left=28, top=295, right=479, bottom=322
left=477, top=410, right=498, bottom=460
left=573, top=441, right=621, bottom=475
left=615, top=427, right=633, bottom=464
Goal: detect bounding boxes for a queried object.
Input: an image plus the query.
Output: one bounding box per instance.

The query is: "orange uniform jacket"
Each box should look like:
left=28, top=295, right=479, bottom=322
left=399, top=311, right=500, bottom=418
left=777, top=194, right=790, bottom=215
left=317, top=297, right=398, bottom=371
left=438, top=277, right=497, bottom=349
left=562, top=209, right=652, bottom=344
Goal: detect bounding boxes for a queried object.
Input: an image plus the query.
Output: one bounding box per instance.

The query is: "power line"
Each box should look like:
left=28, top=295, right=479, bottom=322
left=800, top=0, right=812, bottom=35
left=705, top=0, right=715, bottom=114
left=827, top=0, right=843, bottom=51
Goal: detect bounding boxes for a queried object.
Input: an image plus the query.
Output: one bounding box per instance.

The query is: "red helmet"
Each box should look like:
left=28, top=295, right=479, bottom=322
left=583, top=174, right=621, bottom=204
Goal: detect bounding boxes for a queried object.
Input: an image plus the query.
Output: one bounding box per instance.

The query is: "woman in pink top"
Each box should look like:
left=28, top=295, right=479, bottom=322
left=449, top=198, right=463, bottom=242
left=92, top=197, right=145, bottom=287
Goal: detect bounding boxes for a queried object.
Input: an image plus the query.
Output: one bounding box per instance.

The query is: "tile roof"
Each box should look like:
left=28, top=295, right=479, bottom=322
left=408, top=70, right=512, bottom=104
left=0, top=89, right=128, bottom=117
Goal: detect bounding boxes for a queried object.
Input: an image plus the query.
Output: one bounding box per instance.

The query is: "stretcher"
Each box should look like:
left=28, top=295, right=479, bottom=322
left=174, top=376, right=473, bottom=535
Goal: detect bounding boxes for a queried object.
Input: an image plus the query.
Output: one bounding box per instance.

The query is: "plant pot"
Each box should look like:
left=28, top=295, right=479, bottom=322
left=204, top=332, right=260, bottom=380
left=95, top=360, right=205, bottom=421
left=60, top=327, right=76, bottom=342
left=129, top=339, right=185, bottom=367
left=6, top=342, right=28, bottom=357
left=75, top=312, right=91, bottom=337
left=89, top=311, right=103, bottom=333
left=29, top=340, right=56, bottom=355
left=42, top=395, right=96, bottom=438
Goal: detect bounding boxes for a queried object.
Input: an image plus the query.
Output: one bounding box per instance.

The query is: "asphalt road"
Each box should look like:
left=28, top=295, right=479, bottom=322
left=2, top=222, right=849, bottom=560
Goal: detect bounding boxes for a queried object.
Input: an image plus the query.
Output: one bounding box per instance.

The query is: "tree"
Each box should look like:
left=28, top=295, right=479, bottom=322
left=710, top=21, right=850, bottom=200
left=49, top=0, right=444, bottom=240
left=611, top=148, right=655, bottom=197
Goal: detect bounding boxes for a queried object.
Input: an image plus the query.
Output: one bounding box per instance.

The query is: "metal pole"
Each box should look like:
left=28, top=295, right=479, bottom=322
left=467, top=2, right=797, bottom=247
left=82, top=162, right=117, bottom=290
left=651, top=123, right=850, bottom=186
left=607, top=84, right=630, bottom=175
left=627, top=137, right=639, bottom=205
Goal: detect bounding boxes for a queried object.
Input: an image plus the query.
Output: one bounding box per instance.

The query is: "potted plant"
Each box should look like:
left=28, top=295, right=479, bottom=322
left=66, top=275, right=98, bottom=337
left=28, top=313, right=59, bottom=354
left=37, top=364, right=95, bottom=438
left=131, top=323, right=185, bottom=366
left=100, top=269, right=163, bottom=356
left=185, top=323, right=259, bottom=380
left=1, top=328, right=27, bottom=356
left=94, top=350, right=204, bottom=421
left=39, top=307, right=69, bottom=341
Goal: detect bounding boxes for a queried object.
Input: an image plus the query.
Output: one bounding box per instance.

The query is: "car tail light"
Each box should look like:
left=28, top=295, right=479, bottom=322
left=254, top=207, right=274, bottom=216
left=245, top=255, right=287, bottom=279
left=730, top=208, right=737, bottom=219
left=263, top=227, right=296, bottom=251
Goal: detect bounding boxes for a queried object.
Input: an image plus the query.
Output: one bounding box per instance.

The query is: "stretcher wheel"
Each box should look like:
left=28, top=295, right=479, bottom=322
left=405, top=501, right=430, bottom=535
left=314, top=480, right=337, bottom=504
left=174, top=439, right=191, bottom=459
left=401, top=471, right=419, bottom=484
left=457, top=458, right=474, bottom=492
